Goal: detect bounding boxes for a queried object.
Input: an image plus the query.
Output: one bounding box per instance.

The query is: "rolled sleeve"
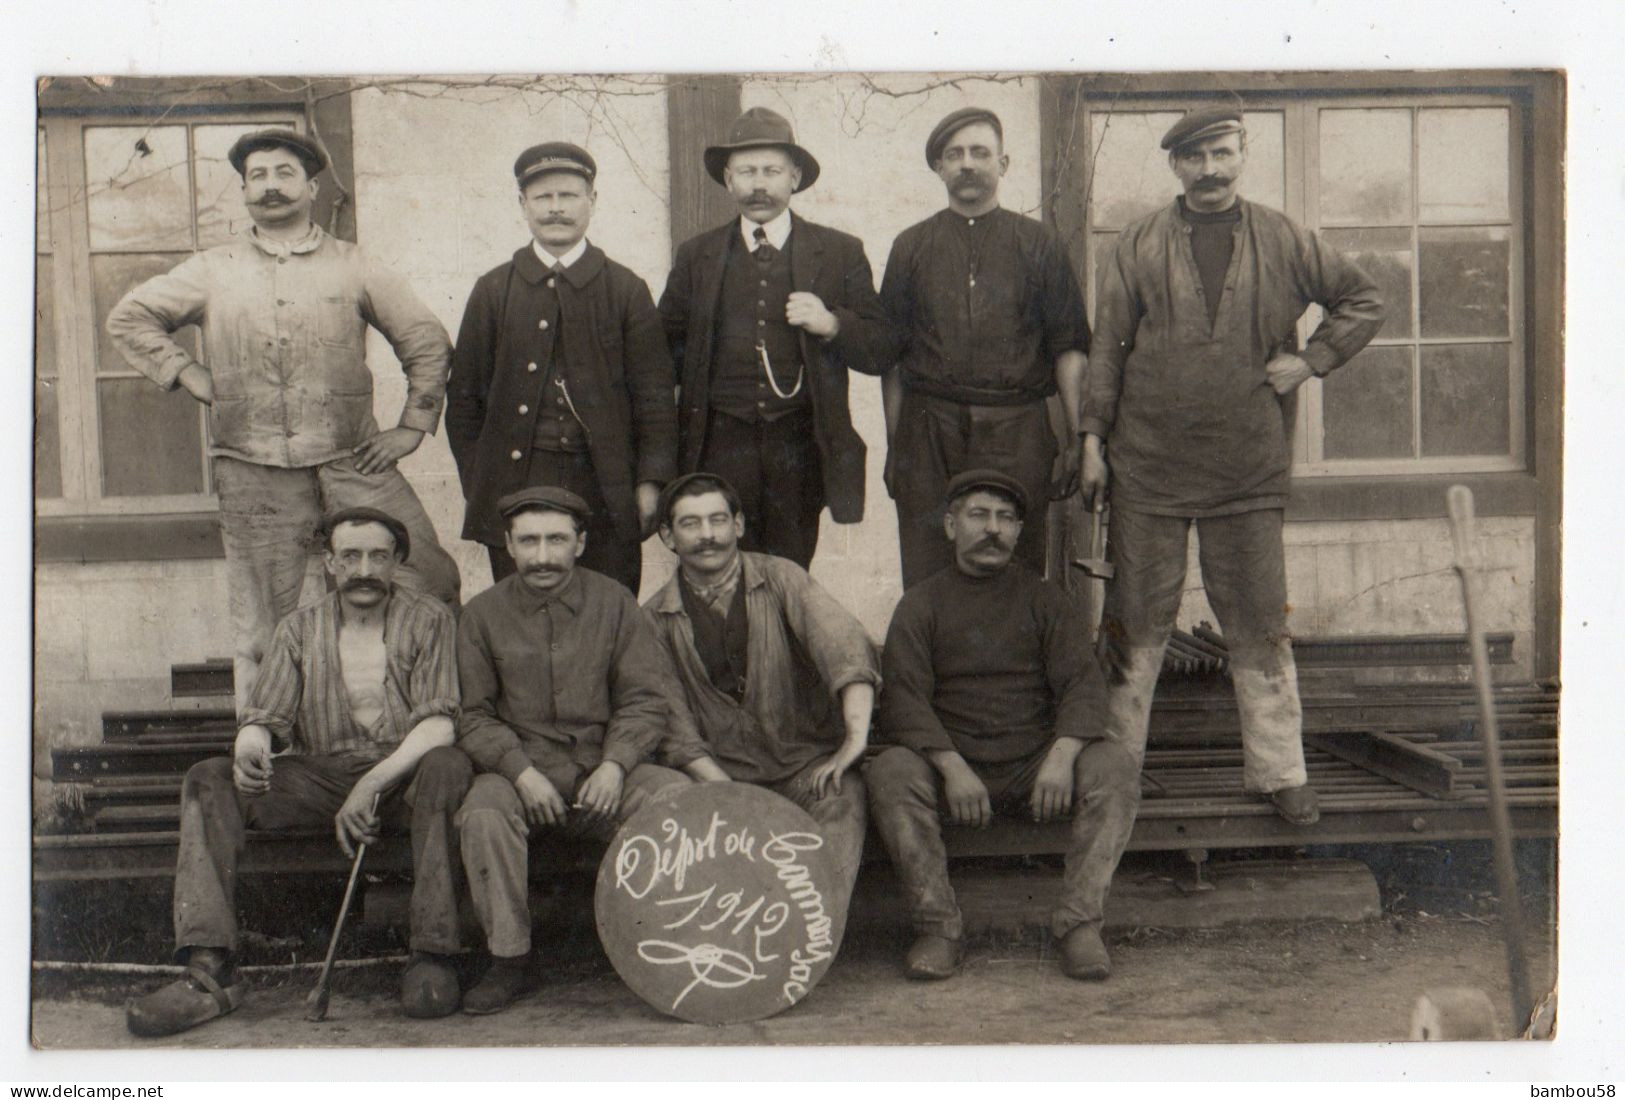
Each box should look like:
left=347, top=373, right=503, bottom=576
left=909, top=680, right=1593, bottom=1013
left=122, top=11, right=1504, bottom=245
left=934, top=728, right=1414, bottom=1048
left=105, top=253, right=212, bottom=391
left=361, top=260, right=452, bottom=435
left=1297, top=227, right=1385, bottom=378
left=772, top=559, right=882, bottom=701
left=404, top=604, right=460, bottom=729
left=238, top=617, right=304, bottom=749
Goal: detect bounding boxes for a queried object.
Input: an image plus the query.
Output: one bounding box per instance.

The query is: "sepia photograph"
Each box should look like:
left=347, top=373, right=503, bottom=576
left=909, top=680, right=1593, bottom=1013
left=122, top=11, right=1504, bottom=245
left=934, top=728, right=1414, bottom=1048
left=15, top=1, right=1616, bottom=1081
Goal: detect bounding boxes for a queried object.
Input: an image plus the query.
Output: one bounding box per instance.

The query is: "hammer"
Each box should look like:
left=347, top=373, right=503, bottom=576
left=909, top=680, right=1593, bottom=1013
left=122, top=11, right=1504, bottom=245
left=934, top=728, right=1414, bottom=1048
left=305, top=794, right=377, bottom=1022
left=1072, top=505, right=1115, bottom=580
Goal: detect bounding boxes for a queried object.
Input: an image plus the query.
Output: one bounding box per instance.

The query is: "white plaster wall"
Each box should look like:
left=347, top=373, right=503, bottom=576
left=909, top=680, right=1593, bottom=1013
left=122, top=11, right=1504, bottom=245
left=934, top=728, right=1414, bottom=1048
left=737, top=74, right=1046, bottom=639
left=350, top=77, right=672, bottom=603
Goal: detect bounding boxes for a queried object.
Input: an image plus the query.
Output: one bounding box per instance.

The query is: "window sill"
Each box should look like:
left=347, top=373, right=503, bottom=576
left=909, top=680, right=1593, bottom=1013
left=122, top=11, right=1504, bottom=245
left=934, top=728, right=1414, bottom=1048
left=35, top=512, right=224, bottom=563
left=1285, top=470, right=1537, bottom=523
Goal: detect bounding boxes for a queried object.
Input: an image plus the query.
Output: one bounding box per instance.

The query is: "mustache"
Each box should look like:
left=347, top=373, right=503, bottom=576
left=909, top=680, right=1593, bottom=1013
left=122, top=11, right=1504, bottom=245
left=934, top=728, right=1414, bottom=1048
left=689, top=540, right=725, bottom=554
left=1194, top=176, right=1231, bottom=188
left=523, top=564, right=566, bottom=576
left=252, top=192, right=293, bottom=206
left=341, top=577, right=388, bottom=593
left=539, top=216, right=576, bottom=225
left=972, top=535, right=1012, bottom=552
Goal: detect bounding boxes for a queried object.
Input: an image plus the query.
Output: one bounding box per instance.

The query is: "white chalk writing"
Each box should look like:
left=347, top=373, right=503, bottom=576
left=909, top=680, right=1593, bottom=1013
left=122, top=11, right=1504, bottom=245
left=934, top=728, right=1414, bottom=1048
left=636, top=940, right=765, bottom=1011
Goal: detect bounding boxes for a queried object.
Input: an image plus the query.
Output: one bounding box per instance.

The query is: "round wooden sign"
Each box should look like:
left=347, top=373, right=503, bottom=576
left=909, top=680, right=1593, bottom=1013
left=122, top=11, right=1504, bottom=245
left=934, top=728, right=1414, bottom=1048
left=594, top=782, right=846, bottom=1024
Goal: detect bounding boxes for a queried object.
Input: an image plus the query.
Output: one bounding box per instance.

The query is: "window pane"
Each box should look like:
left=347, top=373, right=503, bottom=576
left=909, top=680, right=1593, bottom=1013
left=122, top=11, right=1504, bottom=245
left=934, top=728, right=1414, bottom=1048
left=1089, top=111, right=1183, bottom=229
left=98, top=378, right=205, bottom=496
left=1322, top=345, right=1415, bottom=459
left=36, top=255, right=55, bottom=379
left=36, top=379, right=62, bottom=499
left=195, top=121, right=296, bottom=247
left=1322, top=227, right=1414, bottom=340
left=92, top=253, right=198, bottom=374
left=1319, top=108, right=1412, bottom=225
left=37, top=128, right=51, bottom=252
left=85, top=125, right=192, bottom=250
left=1239, top=110, right=1284, bottom=213
left=1419, top=107, right=1509, bottom=222
left=1418, top=227, right=1509, bottom=338
left=1420, top=344, right=1511, bottom=456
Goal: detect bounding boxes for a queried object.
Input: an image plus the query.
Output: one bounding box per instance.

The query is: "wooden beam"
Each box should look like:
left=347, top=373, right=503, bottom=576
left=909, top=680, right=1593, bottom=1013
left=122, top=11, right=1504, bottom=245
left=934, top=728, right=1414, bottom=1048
left=1307, top=731, right=1465, bottom=799
left=1527, top=72, right=1565, bottom=681
left=665, top=75, right=741, bottom=255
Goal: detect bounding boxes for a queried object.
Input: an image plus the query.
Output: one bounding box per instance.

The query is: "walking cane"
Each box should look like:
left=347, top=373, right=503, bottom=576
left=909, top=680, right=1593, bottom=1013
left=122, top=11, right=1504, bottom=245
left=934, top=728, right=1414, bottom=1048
left=305, top=793, right=378, bottom=1022
left=1446, top=485, right=1535, bottom=1037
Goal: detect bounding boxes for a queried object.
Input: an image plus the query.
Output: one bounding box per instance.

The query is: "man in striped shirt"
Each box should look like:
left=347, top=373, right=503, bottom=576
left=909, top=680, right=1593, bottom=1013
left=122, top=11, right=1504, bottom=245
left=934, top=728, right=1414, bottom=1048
left=126, top=507, right=473, bottom=1037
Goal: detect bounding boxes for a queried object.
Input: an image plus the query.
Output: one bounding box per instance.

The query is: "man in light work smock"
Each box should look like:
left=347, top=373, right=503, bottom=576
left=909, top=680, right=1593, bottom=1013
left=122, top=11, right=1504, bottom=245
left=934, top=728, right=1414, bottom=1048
left=867, top=471, right=1140, bottom=982
left=1081, top=107, right=1384, bottom=824
left=880, top=107, right=1091, bottom=587
left=125, top=508, right=471, bottom=1036
left=659, top=108, right=892, bottom=569
left=447, top=142, right=677, bottom=594
left=106, top=128, right=461, bottom=715
left=646, top=472, right=880, bottom=913
left=452, top=486, right=689, bottom=1015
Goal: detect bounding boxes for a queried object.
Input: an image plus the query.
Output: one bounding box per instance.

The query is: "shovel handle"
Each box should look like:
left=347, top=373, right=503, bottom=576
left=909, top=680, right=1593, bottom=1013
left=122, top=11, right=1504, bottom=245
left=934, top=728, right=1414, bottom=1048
left=1446, top=484, right=1476, bottom=572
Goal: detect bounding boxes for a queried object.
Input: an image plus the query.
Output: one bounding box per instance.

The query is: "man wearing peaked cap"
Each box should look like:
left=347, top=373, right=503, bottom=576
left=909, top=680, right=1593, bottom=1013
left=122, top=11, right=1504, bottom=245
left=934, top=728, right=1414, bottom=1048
left=658, top=107, right=893, bottom=570
left=107, top=124, right=460, bottom=720
left=1081, top=103, right=1384, bottom=826
left=450, top=481, right=690, bottom=1014
left=880, top=106, right=1091, bottom=588
left=447, top=140, right=677, bottom=596
left=867, top=469, right=1137, bottom=982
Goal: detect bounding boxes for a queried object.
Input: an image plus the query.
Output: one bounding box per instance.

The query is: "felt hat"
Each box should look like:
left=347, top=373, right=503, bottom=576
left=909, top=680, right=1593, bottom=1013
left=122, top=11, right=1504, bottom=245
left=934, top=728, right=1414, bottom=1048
left=703, top=108, right=820, bottom=192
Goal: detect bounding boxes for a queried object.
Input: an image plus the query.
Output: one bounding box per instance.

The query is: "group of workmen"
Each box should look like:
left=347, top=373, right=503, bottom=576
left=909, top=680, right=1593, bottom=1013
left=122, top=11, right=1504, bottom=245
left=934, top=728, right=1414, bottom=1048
left=105, top=100, right=1384, bottom=1036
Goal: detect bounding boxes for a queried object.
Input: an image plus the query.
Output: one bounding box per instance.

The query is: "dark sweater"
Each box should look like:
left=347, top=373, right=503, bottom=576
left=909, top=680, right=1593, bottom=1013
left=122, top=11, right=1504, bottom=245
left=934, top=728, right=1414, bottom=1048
left=879, top=562, right=1106, bottom=764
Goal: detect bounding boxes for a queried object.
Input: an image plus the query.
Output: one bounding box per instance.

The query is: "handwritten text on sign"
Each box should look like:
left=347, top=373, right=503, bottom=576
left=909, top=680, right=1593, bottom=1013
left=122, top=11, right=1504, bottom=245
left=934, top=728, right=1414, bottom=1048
left=594, top=784, right=845, bottom=1025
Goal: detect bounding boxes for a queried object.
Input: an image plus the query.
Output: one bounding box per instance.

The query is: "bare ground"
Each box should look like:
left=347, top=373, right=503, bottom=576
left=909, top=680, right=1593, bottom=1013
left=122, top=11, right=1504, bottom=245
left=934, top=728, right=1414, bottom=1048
left=30, top=914, right=1556, bottom=1050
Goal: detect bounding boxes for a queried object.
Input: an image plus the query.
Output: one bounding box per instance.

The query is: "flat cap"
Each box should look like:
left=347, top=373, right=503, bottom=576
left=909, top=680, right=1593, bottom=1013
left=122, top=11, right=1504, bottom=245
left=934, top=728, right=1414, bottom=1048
left=946, top=468, right=1029, bottom=517
left=655, top=471, right=742, bottom=528
left=1161, top=107, right=1246, bottom=152
left=496, top=485, right=592, bottom=522
left=925, top=107, right=1003, bottom=166
left=227, top=128, right=326, bottom=178
left=323, top=506, right=410, bottom=560
left=514, top=142, right=597, bottom=189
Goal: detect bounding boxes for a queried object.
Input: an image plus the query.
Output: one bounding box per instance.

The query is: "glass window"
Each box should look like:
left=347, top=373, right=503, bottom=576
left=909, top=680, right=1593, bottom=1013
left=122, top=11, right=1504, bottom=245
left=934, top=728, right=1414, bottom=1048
left=1418, top=107, right=1510, bottom=222
left=1319, top=108, right=1412, bottom=226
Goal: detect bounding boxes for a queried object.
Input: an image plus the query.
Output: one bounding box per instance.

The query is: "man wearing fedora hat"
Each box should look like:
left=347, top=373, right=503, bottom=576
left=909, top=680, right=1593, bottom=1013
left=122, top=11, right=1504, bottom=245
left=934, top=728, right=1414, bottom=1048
left=867, top=469, right=1138, bottom=981
left=108, top=128, right=461, bottom=718
left=451, top=485, right=689, bottom=1014
left=1081, top=106, right=1383, bottom=825
left=658, top=107, right=892, bottom=570
left=447, top=142, right=677, bottom=595
left=879, top=107, right=1092, bottom=588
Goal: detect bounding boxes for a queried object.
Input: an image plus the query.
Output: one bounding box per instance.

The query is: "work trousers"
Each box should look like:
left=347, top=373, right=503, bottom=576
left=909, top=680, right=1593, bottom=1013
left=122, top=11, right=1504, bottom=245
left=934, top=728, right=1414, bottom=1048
left=214, top=455, right=461, bottom=717
left=171, top=745, right=473, bottom=959
left=484, top=448, right=642, bottom=596
left=756, top=757, right=868, bottom=920
left=1099, top=506, right=1307, bottom=793
left=700, top=408, right=823, bottom=570
left=865, top=741, right=1140, bottom=941
left=456, top=762, right=690, bottom=958
left=889, top=393, right=1055, bottom=588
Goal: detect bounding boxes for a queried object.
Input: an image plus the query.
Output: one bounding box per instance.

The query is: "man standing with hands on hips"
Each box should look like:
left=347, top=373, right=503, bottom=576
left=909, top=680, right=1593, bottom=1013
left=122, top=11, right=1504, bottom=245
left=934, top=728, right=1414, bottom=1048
left=659, top=108, right=892, bottom=569
left=1082, top=107, right=1383, bottom=824
left=448, top=142, right=677, bottom=594
left=880, top=107, right=1092, bottom=587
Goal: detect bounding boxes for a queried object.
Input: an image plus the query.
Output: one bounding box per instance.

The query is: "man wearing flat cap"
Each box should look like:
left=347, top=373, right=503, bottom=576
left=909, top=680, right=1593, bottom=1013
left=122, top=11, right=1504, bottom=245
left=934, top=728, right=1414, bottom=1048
left=1081, top=106, right=1384, bottom=825
left=658, top=107, right=892, bottom=569
left=447, top=142, right=677, bottom=595
left=126, top=507, right=471, bottom=1035
left=644, top=471, right=881, bottom=916
left=451, top=485, right=689, bottom=1014
left=880, top=107, right=1092, bottom=588
left=108, top=128, right=461, bottom=717
left=867, top=469, right=1138, bottom=981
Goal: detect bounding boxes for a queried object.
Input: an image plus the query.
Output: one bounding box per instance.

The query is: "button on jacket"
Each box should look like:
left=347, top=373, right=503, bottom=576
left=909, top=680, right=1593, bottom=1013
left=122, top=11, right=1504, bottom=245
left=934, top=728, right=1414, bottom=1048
left=447, top=243, right=678, bottom=547
left=645, top=551, right=881, bottom=783
left=456, top=568, right=670, bottom=782
left=106, top=226, right=451, bottom=468
left=1082, top=198, right=1383, bottom=516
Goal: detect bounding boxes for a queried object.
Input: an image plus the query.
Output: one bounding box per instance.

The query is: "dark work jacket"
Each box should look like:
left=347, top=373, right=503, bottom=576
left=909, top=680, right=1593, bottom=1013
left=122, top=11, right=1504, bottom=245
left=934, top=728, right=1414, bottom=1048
left=446, top=243, right=678, bottom=545
left=657, top=214, right=894, bottom=524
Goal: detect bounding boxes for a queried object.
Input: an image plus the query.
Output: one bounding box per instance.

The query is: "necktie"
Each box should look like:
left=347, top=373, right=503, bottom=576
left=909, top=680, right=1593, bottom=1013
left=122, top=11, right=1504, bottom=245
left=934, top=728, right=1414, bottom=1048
left=753, top=226, right=777, bottom=263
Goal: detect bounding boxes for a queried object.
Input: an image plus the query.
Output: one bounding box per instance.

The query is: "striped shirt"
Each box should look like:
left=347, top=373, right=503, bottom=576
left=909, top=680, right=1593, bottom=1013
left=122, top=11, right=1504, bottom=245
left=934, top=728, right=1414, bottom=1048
left=240, top=587, right=459, bottom=758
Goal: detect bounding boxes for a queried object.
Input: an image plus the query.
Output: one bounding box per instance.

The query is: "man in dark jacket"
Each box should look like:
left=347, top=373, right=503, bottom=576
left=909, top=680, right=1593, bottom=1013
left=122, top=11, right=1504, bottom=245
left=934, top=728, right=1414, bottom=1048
left=447, top=142, right=677, bottom=594
left=658, top=108, right=893, bottom=569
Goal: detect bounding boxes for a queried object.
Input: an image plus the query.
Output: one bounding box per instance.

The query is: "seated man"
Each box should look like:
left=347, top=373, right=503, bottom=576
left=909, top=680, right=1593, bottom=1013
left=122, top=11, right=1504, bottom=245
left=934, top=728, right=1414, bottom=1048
left=867, top=470, right=1141, bottom=982
left=454, top=486, right=689, bottom=1015
left=647, top=472, right=879, bottom=912
left=127, top=507, right=472, bottom=1037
